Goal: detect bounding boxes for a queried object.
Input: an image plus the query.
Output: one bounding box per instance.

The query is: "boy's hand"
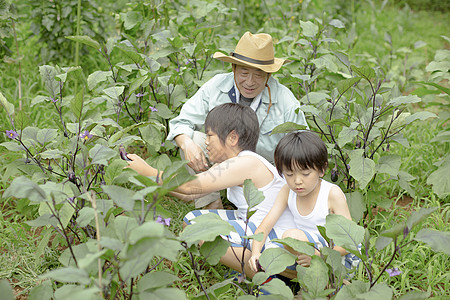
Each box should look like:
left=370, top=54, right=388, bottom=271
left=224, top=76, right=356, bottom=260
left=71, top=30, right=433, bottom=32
left=296, top=254, right=312, bottom=267
left=249, top=253, right=262, bottom=272
left=125, top=154, right=156, bottom=177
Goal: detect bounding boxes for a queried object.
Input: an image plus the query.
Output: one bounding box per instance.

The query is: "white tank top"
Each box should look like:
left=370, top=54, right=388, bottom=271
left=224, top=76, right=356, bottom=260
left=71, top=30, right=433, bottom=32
left=287, top=179, right=335, bottom=237
left=227, top=151, right=295, bottom=230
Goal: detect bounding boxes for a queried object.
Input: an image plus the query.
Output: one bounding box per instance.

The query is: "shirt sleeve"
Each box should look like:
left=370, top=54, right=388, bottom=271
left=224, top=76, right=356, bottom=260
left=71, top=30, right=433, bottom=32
left=166, top=82, right=211, bottom=142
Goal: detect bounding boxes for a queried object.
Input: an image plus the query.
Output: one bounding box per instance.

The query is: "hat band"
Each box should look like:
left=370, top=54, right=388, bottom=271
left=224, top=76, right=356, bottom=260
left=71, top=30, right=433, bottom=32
left=231, top=52, right=274, bottom=66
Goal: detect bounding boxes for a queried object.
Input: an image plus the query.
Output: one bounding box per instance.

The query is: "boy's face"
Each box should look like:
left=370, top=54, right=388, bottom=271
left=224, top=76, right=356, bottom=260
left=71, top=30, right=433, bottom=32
left=205, top=130, right=228, bottom=163
left=234, top=65, right=269, bottom=98
left=283, top=166, right=324, bottom=199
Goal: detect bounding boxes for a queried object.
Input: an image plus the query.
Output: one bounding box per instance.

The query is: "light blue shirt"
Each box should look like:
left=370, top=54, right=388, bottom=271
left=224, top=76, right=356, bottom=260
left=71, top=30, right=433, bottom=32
left=167, top=72, right=308, bottom=163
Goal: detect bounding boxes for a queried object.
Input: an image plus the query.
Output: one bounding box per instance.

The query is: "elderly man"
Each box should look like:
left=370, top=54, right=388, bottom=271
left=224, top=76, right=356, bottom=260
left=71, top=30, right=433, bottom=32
left=167, top=31, right=308, bottom=209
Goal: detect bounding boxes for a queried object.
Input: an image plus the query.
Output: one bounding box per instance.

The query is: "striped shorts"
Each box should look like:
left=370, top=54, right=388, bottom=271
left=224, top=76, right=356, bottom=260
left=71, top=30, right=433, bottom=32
left=183, top=209, right=285, bottom=250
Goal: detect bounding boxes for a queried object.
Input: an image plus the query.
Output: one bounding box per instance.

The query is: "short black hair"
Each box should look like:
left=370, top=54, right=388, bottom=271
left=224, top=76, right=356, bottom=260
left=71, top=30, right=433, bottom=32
left=274, top=131, right=328, bottom=175
left=205, top=103, right=259, bottom=152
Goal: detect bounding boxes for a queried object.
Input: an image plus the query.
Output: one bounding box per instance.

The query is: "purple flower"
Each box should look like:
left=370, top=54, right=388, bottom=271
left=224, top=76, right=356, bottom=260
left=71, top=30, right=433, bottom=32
left=156, top=215, right=171, bottom=226
left=80, top=130, right=93, bottom=140
left=185, top=59, right=193, bottom=65
left=136, top=93, right=144, bottom=97
left=67, top=197, right=75, bottom=204
left=6, top=130, right=18, bottom=139
left=176, top=67, right=180, bottom=72
left=149, top=106, right=158, bottom=112
left=50, top=97, right=58, bottom=103
left=386, top=267, right=402, bottom=277
left=161, top=142, right=165, bottom=147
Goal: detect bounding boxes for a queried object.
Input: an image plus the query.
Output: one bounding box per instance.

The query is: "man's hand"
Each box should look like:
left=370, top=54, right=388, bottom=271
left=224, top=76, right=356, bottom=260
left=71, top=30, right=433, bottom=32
left=175, top=135, right=208, bottom=172
left=296, top=253, right=312, bottom=267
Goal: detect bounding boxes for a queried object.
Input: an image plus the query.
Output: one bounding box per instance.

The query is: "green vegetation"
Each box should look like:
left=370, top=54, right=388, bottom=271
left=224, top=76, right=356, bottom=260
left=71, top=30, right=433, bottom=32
left=0, top=0, right=448, bottom=299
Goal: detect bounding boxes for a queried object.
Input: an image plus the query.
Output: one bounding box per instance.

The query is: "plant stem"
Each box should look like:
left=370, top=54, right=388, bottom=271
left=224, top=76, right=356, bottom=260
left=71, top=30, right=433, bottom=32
left=11, top=19, right=22, bottom=111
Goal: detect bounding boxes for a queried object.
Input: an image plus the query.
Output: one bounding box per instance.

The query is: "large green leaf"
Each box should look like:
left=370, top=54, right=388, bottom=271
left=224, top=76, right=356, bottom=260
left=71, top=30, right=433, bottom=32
left=28, top=280, right=53, bottom=300
left=356, top=282, right=393, bottom=300
left=53, top=285, right=102, bottom=300
left=243, top=179, right=265, bottom=210
left=89, top=144, right=116, bottom=165
left=337, top=77, right=361, bottom=95
left=257, top=278, right=294, bottom=299
left=414, top=228, right=450, bottom=255
left=325, top=214, right=364, bottom=251
left=137, top=271, right=181, bottom=292
left=345, top=191, right=366, bottom=222
left=126, top=237, right=183, bottom=261
left=376, top=154, right=401, bottom=176
left=397, top=291, right=431, bottom=300
left=37, top=128, right=58, bottom=146
left=386, top=95, right=421, bottom=106
left=66, top=35, right=100, bottom=50
left=0, top=92, right=14, bottom=116
left=297, top=256, right=329, bottom=296
left=87, top=70, right=112, bottom=91
left=271, top=237, right=315, bottom=256
left=335, top=280, right=369, bottom=300
left=300, top=20, right=318, bottom=37
left=140, top=288, right=187, bottom=300
left=71, top=89, right=84, bottom=121
left=0, top=280, right=14, bottom=300
left=337, top=126, right=358, bottom=148
left=349, top=151, right=375, bottom=189
left=102, top=185, right=135, bottom=211
left=39, top=65, right=59, bottom=96
left=128, top=221, right=165, bottom=244
left=109, top=122, right=149, bottom=145
left=114, top=215, right=139, bottom=243
left=200, top=236, right=231, bottom=265
left=41, top=267, right=90, bottom=285
left=179, top=213, right=235, bottom=247
left=351, top=65, right=375, bottom=81
left=426, top=155, right=450, bottom=198
left=405, top=111, right=437, bottom=124
left=4, top=176, right=46, bottom=202
left=406, top=207, right=438, bottom=230
left=271, top=122, right=307, bottom=135
left=15, top=110, right=30, bottom=131
left=259, top=247, right=296, bottom=277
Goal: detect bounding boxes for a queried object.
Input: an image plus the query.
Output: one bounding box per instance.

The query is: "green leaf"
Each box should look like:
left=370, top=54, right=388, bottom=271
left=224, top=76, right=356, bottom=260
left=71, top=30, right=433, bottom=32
left=297, top=256, right=329, bottom=295
left=405, top=111, right=437, bottom=124
left=103, top=86, right=125, bottom=100
left=137, top=271, right=181, bottom=292
left=414, top=228, right=450, bottom=255
left=356, top=282, right=393, bottom=300
left=406, top=207, right=438, bottom=230
left=54, top=285, right=102, bottom=300
left=155, top=103, right=174, bottom=119
left=351, top=65, right=375, bottom=82
left=140, top=123, right=163, bottom=152
left=140, top=288, right=187, bottom=300
left=40, top=149, right=64, bottom=159
left=39, top=65, right=59, bottom=96
left=414, top=81, right=450, bottom=95
left=259, top=247, right=296, bottom=277
left=271, top=122, right=307, bottom=135
left=258, top=278, right=294, bottom=299
left=329, top=19, right=345, bottom=28
left=376, top=154, right=401, bottom=176
left=375, top=236, right=392, bottom=252
left=28, top=280, right=53, bottom=300
left=127, top=237, right=183, bottom=261
left=4, top=176, right=46, bottom=202
left=179, top=213, right=235, bottom=247
left=41, top=267, right=90, bottom=285
left=71, top=89, right=84, bottom=121
left=426, top=156, right=450, bottom=198
left=397, top=290, right=431, bottom=300
left=300, top=20, right=319, bottom=37
left=335, top=280, right=369, bottom=300
left=243, top=179, right=265, bottom=210
left=122, top=11, right=141, bottom=30
left=87, top=71, right=112, bottom=91
left=337, top=126, right=358, bottom=148
left=104, top=159, right=129, bottom=185
left=37, top=128, right=58, bottom=146
left=15, top=110, right=30, bottom=131
left=89, top=144, right=116, bottom=165
left=102, top=185, right=135, bottom=211
left=128, top=221, right=165, bottom=244
left=349, top=151, right=376, bottom=189
left=322, top=247, right=347, bottom=276
left=0, top=280, right=14, bottom=300
left=337, top=77, right=361, bottom=95
left=325, top=214, right=364, bottom=251
left=387, top=95, right=421, bottom=106
left=345, top=191, right=366, bottom=222
left=128, top=75, right=148, bottom=96
left=109, top=122, right=149, bottom=145
left=66, top=35, right=100, bottom=50
left=76, top=207, right=95, bottom=227
left=115, top=42, right=144, bottom=65
left=272, top=237, right=315, bottom=256
left=200, top=236, right=230, bottom=265
left=0, top=92, right=14, bottom=116
left=381, top=222, right=405, bottom=239
left=114, top=215, right=139, bottom=243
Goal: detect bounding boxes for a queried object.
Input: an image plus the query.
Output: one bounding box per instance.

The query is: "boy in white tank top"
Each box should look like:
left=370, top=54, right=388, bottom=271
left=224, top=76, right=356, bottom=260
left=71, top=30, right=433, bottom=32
left=249, top=131, right=360, bottom=278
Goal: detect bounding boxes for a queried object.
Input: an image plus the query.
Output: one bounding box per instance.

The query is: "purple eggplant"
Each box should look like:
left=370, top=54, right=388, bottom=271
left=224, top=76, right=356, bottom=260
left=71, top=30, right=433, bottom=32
left=119, top=145, right=131, bottom=161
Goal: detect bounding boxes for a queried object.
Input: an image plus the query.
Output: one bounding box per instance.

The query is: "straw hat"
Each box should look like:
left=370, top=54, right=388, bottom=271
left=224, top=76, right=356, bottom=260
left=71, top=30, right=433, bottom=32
left=213, top=32, right=287, bottom=73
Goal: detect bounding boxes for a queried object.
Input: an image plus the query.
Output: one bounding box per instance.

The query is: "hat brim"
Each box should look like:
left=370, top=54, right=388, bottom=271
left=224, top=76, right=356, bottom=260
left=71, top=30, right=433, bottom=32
left=213, top=52, right=288, bottom=73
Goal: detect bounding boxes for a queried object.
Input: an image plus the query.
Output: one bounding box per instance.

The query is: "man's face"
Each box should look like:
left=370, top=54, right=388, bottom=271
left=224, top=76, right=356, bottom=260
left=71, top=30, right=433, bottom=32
left=234, top=65, right=269, bottom=98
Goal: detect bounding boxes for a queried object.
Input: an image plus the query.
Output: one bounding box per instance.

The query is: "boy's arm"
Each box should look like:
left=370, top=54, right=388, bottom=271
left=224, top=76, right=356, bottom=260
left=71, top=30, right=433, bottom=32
left=248, top=185, right=290, bottom=272
left=328, top=186, right=353, bottom=256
